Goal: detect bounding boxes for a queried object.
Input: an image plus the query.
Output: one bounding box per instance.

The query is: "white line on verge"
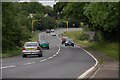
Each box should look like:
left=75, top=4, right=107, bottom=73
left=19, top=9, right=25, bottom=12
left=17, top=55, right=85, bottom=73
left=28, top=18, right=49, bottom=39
left=77, top=46, right=98, bottom=79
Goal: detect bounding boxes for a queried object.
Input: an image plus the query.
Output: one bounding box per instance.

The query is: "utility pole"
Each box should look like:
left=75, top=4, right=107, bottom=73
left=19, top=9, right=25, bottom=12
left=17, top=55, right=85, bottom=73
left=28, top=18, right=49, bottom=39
left=63, top=21, right=68, bottom=32
left=32, top=20, right=41, bottom=33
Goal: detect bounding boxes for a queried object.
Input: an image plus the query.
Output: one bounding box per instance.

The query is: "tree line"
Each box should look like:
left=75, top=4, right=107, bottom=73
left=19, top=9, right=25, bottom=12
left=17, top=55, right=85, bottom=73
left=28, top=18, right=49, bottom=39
left=2, top=2, right=119, bottom=52
left=2, top=2, right=57, bottom=52
left=53, top=2, right=119, bottom=41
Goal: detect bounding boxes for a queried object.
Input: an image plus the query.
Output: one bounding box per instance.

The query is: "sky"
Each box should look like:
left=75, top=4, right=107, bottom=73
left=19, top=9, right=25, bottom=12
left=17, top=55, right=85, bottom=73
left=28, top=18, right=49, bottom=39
left=39, top=1, right=57, bottom=8
left=18, top=0, right=58, bottom=7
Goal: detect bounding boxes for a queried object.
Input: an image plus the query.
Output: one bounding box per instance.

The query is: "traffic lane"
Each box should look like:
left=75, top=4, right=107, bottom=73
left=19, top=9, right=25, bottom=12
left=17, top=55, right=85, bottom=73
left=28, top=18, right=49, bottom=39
left=2, top=32, right=59, bottom=67
left=2, top=38, right=95, bottom=78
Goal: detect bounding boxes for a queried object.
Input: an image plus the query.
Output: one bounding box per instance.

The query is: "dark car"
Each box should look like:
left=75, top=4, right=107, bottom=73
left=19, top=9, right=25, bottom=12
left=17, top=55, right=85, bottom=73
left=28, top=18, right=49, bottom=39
left=46, top=29, right=50, bottom=33
left=65, top=39, right=74, bottom=47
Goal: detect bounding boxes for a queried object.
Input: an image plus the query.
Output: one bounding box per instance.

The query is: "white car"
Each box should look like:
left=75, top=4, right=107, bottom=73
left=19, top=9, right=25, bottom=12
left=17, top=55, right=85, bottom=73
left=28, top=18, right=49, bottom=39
left=51, top=32, right=56, bottom=36
left=51, top=29, right=55, bottom=32
left=22, top=42, right=43, bottom=58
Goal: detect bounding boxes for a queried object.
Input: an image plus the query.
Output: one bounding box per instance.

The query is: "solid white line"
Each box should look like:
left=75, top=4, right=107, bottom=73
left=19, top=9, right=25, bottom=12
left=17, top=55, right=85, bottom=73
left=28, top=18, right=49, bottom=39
left=90, top=64, right=102, bottom=78
left=1, top=65, right=16, bottom=69
left=55, top=30, right=98, bottom=79
left=77, top=46, right=98, bottom=79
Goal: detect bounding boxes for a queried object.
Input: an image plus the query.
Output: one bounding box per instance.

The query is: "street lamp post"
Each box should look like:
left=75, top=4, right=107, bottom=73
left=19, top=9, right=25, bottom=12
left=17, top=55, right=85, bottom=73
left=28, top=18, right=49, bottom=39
left=63, top=21, right=68, bottom=32
left=32, top=20, right=41, bottom=33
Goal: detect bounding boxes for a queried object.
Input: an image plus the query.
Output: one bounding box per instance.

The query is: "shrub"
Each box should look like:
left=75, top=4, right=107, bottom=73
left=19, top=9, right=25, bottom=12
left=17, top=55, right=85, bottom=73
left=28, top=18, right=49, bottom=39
left=78, top=33, right=89, bottom=41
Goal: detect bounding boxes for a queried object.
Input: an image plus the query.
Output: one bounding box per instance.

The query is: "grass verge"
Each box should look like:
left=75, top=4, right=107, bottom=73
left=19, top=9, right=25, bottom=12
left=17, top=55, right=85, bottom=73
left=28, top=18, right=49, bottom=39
left=2, top=31, right=40, bottom=58
left=63, top=31, right=118, bottom=60
left=2, top=48, right=21, bottom=58
left=30, top=30, right=40, bottom=41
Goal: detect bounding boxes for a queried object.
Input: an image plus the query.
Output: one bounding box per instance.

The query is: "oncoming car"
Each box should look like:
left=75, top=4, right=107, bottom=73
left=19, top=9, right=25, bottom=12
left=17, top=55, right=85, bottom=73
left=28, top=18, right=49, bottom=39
left=46, top=29, right=50, bottom=33
left=39, top=40, right=49, bottom=49
left=50, top=29, right=55, bottom=32
left=22, top=42, right=43, bottom=58
left=65, top=38, right=74, bottom=47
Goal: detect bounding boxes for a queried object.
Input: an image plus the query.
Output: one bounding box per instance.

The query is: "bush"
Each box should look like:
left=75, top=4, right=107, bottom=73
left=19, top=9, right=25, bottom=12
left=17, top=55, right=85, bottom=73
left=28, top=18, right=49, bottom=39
left=78, top=33, right=89, bottom=41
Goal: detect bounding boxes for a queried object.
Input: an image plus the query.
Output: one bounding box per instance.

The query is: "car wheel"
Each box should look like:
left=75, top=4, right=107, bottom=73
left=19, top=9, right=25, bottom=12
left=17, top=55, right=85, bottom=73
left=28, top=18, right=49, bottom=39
left=72, top=45, right=74, bottom=47
left=65, top=44, right=67, bottom=46
left=47, top=47, right=49, bottom=49
left=38, top=53, right=42, bottom=57
left=22, top=54, right=27, bottom=58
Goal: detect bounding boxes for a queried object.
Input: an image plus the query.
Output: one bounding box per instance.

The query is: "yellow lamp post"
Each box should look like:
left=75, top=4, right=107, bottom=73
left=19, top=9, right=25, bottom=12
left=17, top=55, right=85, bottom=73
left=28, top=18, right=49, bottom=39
left=32, top=20, right=41, bottom=33
left=63, top=21, right=68, bottom=32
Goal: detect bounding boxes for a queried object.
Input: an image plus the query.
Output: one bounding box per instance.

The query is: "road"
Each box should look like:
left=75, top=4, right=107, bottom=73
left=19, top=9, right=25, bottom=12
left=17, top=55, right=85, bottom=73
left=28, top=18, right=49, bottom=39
left=1, top=28, right=96, bottom=79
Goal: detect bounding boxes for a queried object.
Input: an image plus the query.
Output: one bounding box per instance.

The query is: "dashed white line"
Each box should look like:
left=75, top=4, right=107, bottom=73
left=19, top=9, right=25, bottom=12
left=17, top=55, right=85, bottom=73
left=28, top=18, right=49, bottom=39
left=47, top=56, right=53, bottom=59
left=38, top=33, right=61, bottom=62
left=23, top=62, right=36, bottom=65
left=1, top=65, right=16, bottom=69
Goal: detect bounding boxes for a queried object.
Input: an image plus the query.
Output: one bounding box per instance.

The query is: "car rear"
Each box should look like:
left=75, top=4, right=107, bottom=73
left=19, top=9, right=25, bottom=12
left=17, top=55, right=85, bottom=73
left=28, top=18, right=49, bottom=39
left=40, top=41, right=49, bottom=49
left=65, top=39, right=74, bottom=47
left=22, top=42, right=42, bottom=58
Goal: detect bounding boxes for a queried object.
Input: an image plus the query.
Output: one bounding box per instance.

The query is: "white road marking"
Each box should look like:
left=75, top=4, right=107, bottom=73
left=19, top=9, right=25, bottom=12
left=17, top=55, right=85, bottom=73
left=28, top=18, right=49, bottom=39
left=1, top=65, right=16, bottom=69
left=1, top=32, right=60, bottom=69
left=47, top=56, right=53, bottom=59
left=90, top=64, right=103, bottom=78
left=77, top=46, right=98, bottom=79
left=23, top=62, right=36, bottom=65
left=38, top=33, right=61, bottom=62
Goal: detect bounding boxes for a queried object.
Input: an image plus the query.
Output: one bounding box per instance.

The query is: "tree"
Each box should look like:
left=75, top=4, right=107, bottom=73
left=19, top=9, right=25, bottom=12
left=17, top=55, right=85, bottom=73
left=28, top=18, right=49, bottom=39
left=84, top=2, right=119, bottom=41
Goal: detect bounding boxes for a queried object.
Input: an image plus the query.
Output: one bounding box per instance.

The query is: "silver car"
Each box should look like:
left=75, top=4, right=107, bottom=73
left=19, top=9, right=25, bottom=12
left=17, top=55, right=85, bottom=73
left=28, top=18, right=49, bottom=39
left=22, top=42, right=43, bottom=58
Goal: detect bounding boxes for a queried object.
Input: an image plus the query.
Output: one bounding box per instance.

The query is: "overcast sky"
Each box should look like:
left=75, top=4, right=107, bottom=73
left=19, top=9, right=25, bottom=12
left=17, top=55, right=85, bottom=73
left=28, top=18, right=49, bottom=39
left=18, top=0, right=58, bottom=7
left=39, top=1, right=57, bottom=7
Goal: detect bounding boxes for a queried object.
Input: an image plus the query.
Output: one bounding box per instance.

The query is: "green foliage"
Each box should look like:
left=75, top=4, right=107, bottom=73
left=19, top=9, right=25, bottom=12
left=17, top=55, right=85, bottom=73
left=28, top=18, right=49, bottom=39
left=2, top=2, right=58, bottom=53
left=90, top=42, right=118, bottom=60
left=63, top=2, right=89, bottom=22
left=78, top=33, right=89, bottom=41
left=84, top=2, right=119, bottom=41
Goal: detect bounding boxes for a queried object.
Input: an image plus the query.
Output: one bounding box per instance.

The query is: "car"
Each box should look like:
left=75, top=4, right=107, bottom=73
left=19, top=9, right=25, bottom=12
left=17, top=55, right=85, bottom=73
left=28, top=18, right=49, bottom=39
left=39, top=40, right=49, bottom=49
left=51, top=32, right=56, bottom=36
left=61, top=36, right=68, bottom=44
left=65, top=38, right=74, bottom=47
left=50, top=29, right=55, bottom=32
left=22, top=42, right=43, bottom=58
left=46, top=29, right=50, bottom=33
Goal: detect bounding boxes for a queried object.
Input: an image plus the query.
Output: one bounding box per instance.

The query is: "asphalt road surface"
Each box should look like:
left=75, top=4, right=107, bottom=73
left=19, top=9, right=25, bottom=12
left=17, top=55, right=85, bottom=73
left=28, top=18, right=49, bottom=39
left=1, top=28, right=96, bottom=79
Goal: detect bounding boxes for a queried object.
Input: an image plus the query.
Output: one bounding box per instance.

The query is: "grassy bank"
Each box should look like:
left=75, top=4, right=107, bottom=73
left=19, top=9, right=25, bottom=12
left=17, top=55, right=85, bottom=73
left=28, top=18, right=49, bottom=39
left=63, top=31, right=118, bottom=60
left=2, top=31, right=40, bottom=58
left=30, top=30, right=40, bottom=41
left=90, top=42, right=118, bottom=60
left=2, top=48, right=21, bottom=58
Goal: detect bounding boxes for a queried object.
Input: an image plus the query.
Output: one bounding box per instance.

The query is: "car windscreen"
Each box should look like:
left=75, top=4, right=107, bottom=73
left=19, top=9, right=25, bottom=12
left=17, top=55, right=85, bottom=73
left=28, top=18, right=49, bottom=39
left=25, top=43, right=38, bottom=47
left=40, top=41, right=47, bottom=44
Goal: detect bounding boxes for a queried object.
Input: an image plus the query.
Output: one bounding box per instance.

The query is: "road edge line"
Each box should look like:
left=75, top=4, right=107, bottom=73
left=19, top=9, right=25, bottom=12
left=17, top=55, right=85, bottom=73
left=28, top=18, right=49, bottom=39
left=77, top=46, right=98, bottom=79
